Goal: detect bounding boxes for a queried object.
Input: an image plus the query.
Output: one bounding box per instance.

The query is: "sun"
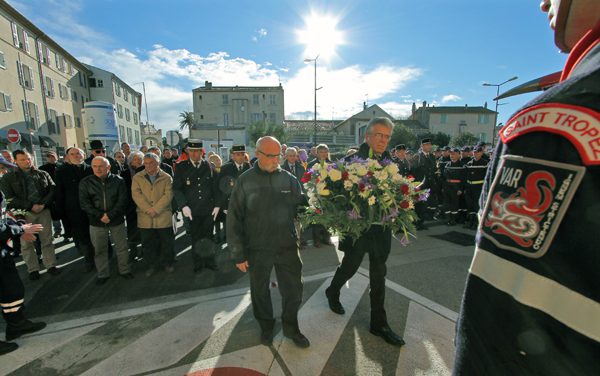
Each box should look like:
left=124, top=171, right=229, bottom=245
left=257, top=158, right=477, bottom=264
left=296, top=12, right=345, bottom=61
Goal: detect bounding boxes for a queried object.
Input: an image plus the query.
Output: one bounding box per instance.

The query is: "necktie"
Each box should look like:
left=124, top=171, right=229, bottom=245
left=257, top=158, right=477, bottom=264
left=291, top=165, right=295, bottom=175
left=238, top=165, right=242, bottom=172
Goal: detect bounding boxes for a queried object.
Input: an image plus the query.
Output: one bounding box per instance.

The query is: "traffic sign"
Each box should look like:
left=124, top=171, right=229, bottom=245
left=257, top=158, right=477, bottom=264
left=7, top=128, right=20, bottom=143
left=166, top=130, right=180, bottom=147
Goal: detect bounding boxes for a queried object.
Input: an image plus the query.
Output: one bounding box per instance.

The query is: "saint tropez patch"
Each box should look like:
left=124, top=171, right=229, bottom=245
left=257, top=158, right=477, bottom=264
left=480, top=155, right=585, bottom=258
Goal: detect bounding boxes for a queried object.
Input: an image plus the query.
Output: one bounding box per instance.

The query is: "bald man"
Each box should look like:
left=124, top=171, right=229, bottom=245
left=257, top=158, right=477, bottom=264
left=227, top=136, right=310, bottom=348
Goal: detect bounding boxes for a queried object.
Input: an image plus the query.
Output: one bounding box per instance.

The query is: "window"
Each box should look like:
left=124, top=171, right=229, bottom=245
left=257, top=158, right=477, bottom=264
left=97, top=79, right=103, bottom=88
left=200, top=114, right=204, bottom=119
left=17, top=62, right=35, bottom=89
left=119, top=125, right=125, bottom=141
left=252, top=94, right=259, bottom=105
left=479, top=132, right=487, bottom=142
left=222, top=94, right=229, bottom=105
left=114, top=82, right=121, bottom=97
left=72, top=89, right=77, bottom=102
left=251, top=113, right=261, bottom=122
left=63, top=114, right=73, bottom=129
left=125, top=108, right=130, bottom=121
left=37, top=42, right=50, bottom=65
left=126, top=128, right=133, bottom=143
left=47, top=109, right=58, bottom=134
left=0, top=92, right=12, bottom=112
left=478, top=114, right=489, bottom=124
left=440, top=113, right=447, bottom=124
left=124, top=90, right=129, bottom=102
left=133, top=112, right=138, bottom=125
left=269, top=95, right=276, bottom=105
left=117, top=104, right=123, bottom=118
left=44, top=76, right=54, bottom=98
left=269, top=113, right=276, bottom=123
left=223, top=113, right=229, bottom=126
left=135, top=130, right=140, bottom=145
left=21, top=100, right=39, bottom=130
left=76, top=70, right=83, bottom=86
left=131, top=95, right=135, bottom=106
left=55, top=54, right=65, bottom=72
left=67, top=63, right=73, bottom=76
left=10, top=22, right=30, bottom=54
left=58, top=83, right=69, bottom=100
left=75, top=117, right=81, bottom=128
left=0, top=51, right=6, bottom=69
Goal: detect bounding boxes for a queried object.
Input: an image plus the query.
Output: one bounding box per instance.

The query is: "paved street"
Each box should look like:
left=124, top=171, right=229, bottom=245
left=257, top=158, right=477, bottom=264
left=1, top=221, right=475, bottom=376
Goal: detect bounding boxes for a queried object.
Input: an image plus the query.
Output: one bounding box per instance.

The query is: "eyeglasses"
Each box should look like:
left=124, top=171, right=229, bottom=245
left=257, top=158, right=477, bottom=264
left=370, top=132, right=391, bottom=141
left=257, top=150, right=281, bottom=158
left=93, top=149, right=106, bottom=154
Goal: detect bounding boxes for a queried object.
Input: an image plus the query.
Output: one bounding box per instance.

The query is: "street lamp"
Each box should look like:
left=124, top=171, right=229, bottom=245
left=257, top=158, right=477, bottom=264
left=304, top=56, right=322, bottom=145
left=483, top=76, right=518, bottom=145
left=132, top=82, right=150, bottom=125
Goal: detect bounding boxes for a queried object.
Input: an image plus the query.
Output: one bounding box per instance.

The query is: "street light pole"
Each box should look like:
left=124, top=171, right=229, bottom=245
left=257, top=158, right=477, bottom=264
left=133, top=82, right=150, bottom=125
left=304, top=56, right=322, bottom=145
left=483, top=76, right=518, bottom=145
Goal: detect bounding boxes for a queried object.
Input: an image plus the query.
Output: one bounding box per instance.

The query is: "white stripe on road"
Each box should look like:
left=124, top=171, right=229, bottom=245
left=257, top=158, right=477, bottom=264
left=0, top=323, right=104, bottom=375
left=81, top=292, right=252, bottom=376
left=276, top=274, right=369, bottom=375
left=396, top=301, right=455, bottom=376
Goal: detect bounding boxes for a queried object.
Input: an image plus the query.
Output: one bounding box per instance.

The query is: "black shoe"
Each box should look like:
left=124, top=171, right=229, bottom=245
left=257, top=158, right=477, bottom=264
left=284, top=332, right=310, bottom=348
left=120, top=272, right=134, bottom=279
left=96, top=277, right=109, bottom=285
left=325, top=287, right=345, bottom=315
left=47, top=266, right=62, bottom=276
left=260, top=330, right=273, bottom=346
left=370, top=325, right=406, bottom=347
left=29, top=271, right=40, bottom=281
left=84, top=263, right=95, bottom=273
left=0, top=340, right=18, bottom=355
left=5, top=319, right=47, bottom=341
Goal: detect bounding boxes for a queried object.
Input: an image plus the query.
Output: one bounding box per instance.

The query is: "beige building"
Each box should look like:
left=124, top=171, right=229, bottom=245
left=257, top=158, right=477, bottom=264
left=85, top=64, right=143, bottom=148
left=0, top=1, right=92, bottom=161
left=191, top=81, right=284, bottom=156
left=410, top=101, right=498, bottom=143
left=333, top=104, right=396, bottom=145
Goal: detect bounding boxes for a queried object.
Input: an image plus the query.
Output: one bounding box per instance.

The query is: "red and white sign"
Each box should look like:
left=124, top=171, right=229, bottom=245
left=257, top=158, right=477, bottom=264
left=7, top=128, right=21, bottom=143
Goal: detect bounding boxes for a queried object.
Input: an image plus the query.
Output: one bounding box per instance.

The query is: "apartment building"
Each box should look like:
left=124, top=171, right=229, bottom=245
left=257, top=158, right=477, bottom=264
left=0, top=1, right=91, bottom=160
left=85, top=64, right=143, bottom=147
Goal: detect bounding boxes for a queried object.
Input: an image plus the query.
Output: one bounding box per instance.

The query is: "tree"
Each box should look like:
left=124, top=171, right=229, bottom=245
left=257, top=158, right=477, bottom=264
left=432, top=132, right=451, bottom=147
left=389, top=124, right=416, bottom=151
left=179, top=111, right=194, bottom=132
left=451, top=132, right=479, bottom=147
left=247, top=122, right=287, bottom=146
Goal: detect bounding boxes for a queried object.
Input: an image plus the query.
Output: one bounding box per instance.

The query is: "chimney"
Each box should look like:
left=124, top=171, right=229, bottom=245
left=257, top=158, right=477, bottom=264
left=422, top=101, right=427, bottom=108
left=484, top=101, right=488, bottom=109
left=411, top=102, right=416, bottom=115
left=465, top=104, right=468, bottom=108
left=363, top=101, right=367, bottom=110
left=205, top=81, right=212, bottom=89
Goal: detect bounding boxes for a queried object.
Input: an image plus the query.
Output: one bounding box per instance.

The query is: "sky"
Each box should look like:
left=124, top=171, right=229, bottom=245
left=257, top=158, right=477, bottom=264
left=8, top=0, right=568, bottom=134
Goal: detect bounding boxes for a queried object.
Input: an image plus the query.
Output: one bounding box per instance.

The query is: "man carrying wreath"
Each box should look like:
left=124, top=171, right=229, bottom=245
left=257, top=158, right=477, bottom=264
left=325, top=117, right=406, bottom=347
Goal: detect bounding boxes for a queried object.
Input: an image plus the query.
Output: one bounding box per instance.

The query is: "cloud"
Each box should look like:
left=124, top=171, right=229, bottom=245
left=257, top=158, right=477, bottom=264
left=441, top=94, right=462, bottom=103
left=252, top=27, right=268, bottom=42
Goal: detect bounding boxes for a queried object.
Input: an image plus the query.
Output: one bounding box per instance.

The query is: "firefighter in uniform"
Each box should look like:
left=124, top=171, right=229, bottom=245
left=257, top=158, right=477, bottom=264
left=0, top=157, right=46, bottom=355
left=216, top=145, right=251, bottom=243
left=173, top=140, right=220, bottom=273
left=454, top=1, right=600, bottom=375
left=410, top=138, right=437, bottom=229
left=393, top=144, right=411, bottom=176
left=456, top=146, right=472, bottom=223
left=442, top=148, right=465, bottom=226
left=463, top=145, right=488, bottom=229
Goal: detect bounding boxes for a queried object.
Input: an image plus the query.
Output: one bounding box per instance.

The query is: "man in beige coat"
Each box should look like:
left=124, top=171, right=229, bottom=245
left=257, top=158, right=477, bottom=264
left=132, top=153, right=175, bottom=276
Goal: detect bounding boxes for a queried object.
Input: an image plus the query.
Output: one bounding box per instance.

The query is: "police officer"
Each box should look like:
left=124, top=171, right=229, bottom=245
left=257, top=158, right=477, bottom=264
left=454, top=1, right=600, bottom=374
left=393, top=144, right=411, bottom=176
left=173, top=140, right=220, bottom=273
left=410, top=138, right=437, bottom=229
left=216, top=145, right=251, bottom=243
left=463, top=146, right=488, bottom=229
left=459, top=146, right=472, bottom=166
left=442, top=148, right=465, bottom=226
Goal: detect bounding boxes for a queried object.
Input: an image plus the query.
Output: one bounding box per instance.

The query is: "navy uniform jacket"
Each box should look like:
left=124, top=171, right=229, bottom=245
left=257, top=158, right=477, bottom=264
left=281, top=160, right=306, bottom=182
left=173, top=159, right=217, bottom=216
left=442, top=160, right=465, bottom=191
left=453, top=27, right=600, bottom=375
left=395, top=158, right=411, bottom=177
left=217, top=161, right=251, bottom=209
left=410, top=150, right=437, bottom=187
left=464, top=157, right=489, bottom=187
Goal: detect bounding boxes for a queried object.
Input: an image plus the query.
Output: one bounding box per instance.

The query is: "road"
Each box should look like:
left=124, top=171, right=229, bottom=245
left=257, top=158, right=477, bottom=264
left=1, top=220, right=476, bottom=376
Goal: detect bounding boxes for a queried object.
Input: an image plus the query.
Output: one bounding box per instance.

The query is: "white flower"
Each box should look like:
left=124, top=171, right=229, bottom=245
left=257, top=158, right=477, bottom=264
left=368, top=196, right=376, bottom=206
left=329, top=169, right=342, bottom=182
left=343, top=180, right=353, bottom=190
left=385, top=163, right=399, bottom=175
left=349, top=174, right=361, bottom=184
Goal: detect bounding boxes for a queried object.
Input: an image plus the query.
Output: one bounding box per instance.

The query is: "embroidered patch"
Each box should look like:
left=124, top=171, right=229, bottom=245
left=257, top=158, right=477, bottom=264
left=480, top=155, right=585, bottom=258
left=500, top=103, right=600, bottom=165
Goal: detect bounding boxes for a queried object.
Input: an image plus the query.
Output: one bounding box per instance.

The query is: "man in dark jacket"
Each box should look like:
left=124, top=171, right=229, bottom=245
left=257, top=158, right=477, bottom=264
left=84, top=140, right=120, bottom=175
left=228, top=136, right=309, bottom=348
left=325, top=117, right=405, bottom=347
left=0, top=150, right=60, bottom=280
left=410, top=138, right=437, bottom=229
left=79, top=157, right=132, bottom=284
left=453, top=1, right=600, bottom=374
left=281, top=147, right=306, bottom=182
left=55, top=147, right=95, bottom=272
left=39, top=151, right=65, bottom=238
left=393, top=144, right=411, bottom=176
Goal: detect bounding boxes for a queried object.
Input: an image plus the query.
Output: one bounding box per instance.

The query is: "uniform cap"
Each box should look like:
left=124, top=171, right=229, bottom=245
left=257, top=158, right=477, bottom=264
left=231, top=144, right=246, bottom=153
left=89, top=140, right=105, bottom=150
left=394, top=144, right=406, bottom=151
left=421, top=138, right=432, bottom=145
left=187, top=139, right=203, bottom=149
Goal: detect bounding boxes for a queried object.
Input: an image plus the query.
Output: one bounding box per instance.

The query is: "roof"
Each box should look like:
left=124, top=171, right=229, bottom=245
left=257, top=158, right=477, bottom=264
left=1, top=2, right=92, bottom=75
left=283, top=120, right=342, bottom=134
left=394, top=119, right=428, bottom=129
left=414, top=106, right=497, bottom=114
left=333, top=104, right=395, bottom=130
left=83, top=64, right=142, bottom=97
left=193, top=85, right=284, bottom=92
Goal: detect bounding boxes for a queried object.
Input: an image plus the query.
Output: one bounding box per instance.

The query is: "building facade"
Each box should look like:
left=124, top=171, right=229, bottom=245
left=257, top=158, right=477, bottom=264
left=333, top=104, right=396, bottom=144
left=0, top=1, right=91, bottom=161
left=85, top=64, right=142, bottom=149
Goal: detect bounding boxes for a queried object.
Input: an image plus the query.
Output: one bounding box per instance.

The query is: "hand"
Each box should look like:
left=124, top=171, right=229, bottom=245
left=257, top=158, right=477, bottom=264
left=236, top=261, right=249, bottom=273
left=212, top=207, right=220, bottom=221
left=146, top=208, right=158, bottom=217
left=223, top=209, right=228, bottom=215
left=22, top=223, right=43, bottom=235
left=182, top=206, right=193, bottom=220
left=457, top=190, right=462, bottom=196
left=21, top=232, right=36, bottom=242
left=100, top=213, right=111, bottom=224
left=31, top=204, right=44, bottom=213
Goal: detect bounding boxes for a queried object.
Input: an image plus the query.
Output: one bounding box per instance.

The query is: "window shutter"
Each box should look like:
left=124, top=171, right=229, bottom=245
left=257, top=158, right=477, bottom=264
left=28, top=66, right=34, bottom=89
left=33, top=103, right=39, bottom=129
left=42, top=75, right=47, bottom=94
left=23, top=31, right=30, bottom=53
left=0, top=52, right=5, bottom=68
left=16, top=61, right=24, bottom=86
left=21, top=100, right=30, bottom=124
left=11, top=22, right=19, bottom=47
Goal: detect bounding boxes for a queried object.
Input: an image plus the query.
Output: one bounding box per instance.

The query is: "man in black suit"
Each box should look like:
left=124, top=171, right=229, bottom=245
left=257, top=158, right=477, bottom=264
left=393, top=144, right=411, bottom=176
left=84, top=140, right=121, bottom=175
left=281, top=147, right=305, bottom=182
left=216, top=145, right=251, bottom=243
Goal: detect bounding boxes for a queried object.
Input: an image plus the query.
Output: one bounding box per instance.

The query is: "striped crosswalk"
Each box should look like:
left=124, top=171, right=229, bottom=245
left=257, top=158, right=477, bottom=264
left=4, top=272, right=457, bottom=375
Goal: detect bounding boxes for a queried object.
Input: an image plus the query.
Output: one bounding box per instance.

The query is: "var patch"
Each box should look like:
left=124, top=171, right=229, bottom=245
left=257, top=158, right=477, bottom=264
left=500, top=103, right=600, bottom=165
left=480, top=155, right=585, bottom=258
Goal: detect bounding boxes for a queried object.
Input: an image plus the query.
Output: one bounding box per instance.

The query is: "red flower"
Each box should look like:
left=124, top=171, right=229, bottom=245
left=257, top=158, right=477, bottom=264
left=301, top=172, right=312, bottom=183
left=400, top=184, right=410, bottom=195
left=358, top=182, right=366, bottom=192
left=400, top=200, right=410, bottom=209
left=342, top=171, right=349, bottom=180
left=367, top=171, right=374, bottom=177
left=315, top=208, right=322, bottom=214
left=408, top=175, right=414, bottom=180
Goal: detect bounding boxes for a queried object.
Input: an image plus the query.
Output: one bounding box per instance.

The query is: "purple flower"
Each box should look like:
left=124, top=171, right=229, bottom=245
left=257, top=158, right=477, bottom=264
left=347, top=209, right=361, bottom=220
left=381, top=208, right=399, bottom=223
left=380, top=158, right=392, bottom=166
left=418, top=189, right=431, bottom=202
left=399, top=234, right=411, bottom=246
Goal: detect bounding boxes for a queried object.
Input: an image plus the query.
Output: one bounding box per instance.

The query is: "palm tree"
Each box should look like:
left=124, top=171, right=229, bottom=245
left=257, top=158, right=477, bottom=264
left=179, top=111, right=194, bottom=132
